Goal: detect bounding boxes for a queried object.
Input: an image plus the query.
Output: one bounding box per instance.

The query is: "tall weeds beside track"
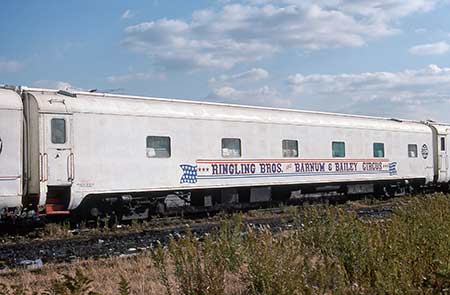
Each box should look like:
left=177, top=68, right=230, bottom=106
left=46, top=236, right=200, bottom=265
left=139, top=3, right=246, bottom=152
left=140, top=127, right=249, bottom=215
left=2, top=194, right=450, bottom=294
left=153, top=194, right=450, bottom=294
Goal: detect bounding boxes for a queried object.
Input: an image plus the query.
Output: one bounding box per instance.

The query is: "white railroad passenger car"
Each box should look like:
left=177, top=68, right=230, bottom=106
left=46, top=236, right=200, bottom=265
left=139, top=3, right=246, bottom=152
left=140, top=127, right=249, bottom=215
left=0, top=86, right=449, bottom=221
left=0, top=89, right=23, bottom=211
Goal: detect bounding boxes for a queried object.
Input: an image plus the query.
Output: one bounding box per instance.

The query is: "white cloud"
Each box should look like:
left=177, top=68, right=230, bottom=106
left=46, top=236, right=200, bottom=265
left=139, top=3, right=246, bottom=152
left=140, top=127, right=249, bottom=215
left=121, top=9, right=134, bottom=20
left=209, top=68, right=269, bottom=85
left=123, top=16, right=276, bottom=70
left=414, top=28, right=427, bottom=33
left=123, top=1, right=440, bottom=70
left=0, top=59, right=23, bottom=73
left=409, top=41, right=450, bottom=55
left=287, top=64, right=450, bottom=121
left=206, top=68, right=286, bottom=107
left=32, top=80, right=79, bottom=91
left=207, top=85, right=291, bottom=108
left=107, top=72, right=166, bottom=83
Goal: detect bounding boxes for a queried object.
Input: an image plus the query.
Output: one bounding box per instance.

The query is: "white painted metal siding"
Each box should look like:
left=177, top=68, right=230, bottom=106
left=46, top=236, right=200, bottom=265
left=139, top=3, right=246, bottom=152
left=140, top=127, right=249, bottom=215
left=0, top=89, right=23, bottom=209
left=433, top=124, right=450, bottom=183
left=68, top=113, right=433, bottom=209
left=24, top=89, right=435, bottom=210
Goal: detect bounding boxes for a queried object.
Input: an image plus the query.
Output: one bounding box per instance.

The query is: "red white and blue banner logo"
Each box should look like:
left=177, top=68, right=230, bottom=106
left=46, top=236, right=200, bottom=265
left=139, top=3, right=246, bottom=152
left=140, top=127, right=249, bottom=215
left=180, top=158, right=398, bottom=184
left=179, top=164, right=198, bottom=184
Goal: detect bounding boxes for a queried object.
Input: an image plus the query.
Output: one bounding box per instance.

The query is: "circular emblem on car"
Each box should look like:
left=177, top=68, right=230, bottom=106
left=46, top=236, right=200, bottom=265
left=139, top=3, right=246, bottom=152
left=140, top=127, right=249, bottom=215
left=421, top=144, right=429, bottom=159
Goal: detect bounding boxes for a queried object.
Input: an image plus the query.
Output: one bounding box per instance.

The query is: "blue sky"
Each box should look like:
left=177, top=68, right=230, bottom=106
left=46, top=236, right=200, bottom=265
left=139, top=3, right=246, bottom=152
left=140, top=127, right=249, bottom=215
left=1, top=0, right=450, bottom=122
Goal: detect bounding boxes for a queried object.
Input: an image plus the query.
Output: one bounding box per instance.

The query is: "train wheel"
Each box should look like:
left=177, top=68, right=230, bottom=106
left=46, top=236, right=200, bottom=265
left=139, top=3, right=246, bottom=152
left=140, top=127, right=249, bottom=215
left=108, top=214, right=118, bottom=228
left=156, top=202, right=166, bottom=216
left=271, top=188, right=292, bottom=203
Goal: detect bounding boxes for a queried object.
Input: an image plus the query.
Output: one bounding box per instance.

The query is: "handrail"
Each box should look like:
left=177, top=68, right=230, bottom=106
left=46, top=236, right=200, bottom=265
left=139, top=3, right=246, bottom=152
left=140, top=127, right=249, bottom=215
left=43, top=153, right=48, bottom=182
left=71, top=153, right=75, bottom=181
left=67, top=153, right=75, bottom=182
left=39, top=153, right=43, bottom=182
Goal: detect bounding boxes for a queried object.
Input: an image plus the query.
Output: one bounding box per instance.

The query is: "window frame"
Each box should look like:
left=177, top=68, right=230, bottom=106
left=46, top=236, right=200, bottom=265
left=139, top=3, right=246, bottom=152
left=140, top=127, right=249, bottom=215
left=373, top=142, right=385, bottom=158
left=221, top=138, right=242, bottom=158
left=51, top=118, right=67, bottom=144
left=408, top=144, right=418, bottom=158
left=146, top=136, right=171, bottom=158
left=282, top=139, right=299, bottom=158
left=332, top=141, right=346, bottom=158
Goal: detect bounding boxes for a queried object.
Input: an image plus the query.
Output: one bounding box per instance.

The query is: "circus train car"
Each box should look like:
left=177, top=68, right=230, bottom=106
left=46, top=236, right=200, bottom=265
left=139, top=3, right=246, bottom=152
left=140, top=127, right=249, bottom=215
left=0, top=85, right=448, bottom=221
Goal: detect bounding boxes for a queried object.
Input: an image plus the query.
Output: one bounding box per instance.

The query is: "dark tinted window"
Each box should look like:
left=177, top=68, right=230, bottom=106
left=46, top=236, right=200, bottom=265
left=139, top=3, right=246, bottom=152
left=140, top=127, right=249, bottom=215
left=332, top=141, right=345, bottom=158
left=408, top=144, right=418, bottom=158
left=373, top=143, right=385, bottom=158
left=222, top=138, right=241, bottom=158
left=282, top=140, right=299, bottom=157
left=441, top=137, right=446, bottom=151
left=146, top=136, right=171, bottom=158
left=51, top=118, right=66, bottom=144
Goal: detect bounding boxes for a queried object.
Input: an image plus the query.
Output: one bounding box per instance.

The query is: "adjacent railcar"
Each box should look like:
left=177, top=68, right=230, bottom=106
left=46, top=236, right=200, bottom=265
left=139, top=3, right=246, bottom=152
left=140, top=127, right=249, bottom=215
left=0, top=89, right=23, bottom=213
left=0, top=86, right=449, bottom=221
left=429, top=123, right=450, bottom=185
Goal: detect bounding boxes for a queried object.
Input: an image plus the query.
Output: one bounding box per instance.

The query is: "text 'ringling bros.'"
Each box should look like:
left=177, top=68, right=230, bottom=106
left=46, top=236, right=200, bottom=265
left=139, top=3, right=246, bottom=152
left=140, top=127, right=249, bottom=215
left=179, top=159, right=397, bottom=184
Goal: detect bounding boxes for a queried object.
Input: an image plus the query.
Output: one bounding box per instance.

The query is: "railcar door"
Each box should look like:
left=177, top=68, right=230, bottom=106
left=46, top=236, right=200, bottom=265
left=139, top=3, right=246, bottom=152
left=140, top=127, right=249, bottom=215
left=439, top=134, right=448, bottom=182
left=43, top=114, right=74, bottom=186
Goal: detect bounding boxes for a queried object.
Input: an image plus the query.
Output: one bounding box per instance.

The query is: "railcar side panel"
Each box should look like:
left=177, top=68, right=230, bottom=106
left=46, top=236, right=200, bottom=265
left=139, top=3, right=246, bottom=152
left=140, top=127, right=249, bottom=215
left=22, top=89, right=439, bottom=212
left=430, top=124, right=450, bottom=183
left=0, top=90, right=23, bottom=211
left=69, top=112, right=433, bottom=209
left=438, top=129, right=449, bottom=183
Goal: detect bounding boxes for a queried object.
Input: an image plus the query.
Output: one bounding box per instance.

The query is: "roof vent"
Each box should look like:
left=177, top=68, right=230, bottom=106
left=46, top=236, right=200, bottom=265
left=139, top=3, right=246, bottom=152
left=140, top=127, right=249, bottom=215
left=57, top=90, right=77, bottom=98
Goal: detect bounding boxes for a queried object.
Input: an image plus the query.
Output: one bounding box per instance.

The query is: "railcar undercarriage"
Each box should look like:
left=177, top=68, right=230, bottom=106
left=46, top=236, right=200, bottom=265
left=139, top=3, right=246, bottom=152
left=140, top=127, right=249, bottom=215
left=63, top=178, right=433, bottom=225
left=0, top=177, right=447, bottom=230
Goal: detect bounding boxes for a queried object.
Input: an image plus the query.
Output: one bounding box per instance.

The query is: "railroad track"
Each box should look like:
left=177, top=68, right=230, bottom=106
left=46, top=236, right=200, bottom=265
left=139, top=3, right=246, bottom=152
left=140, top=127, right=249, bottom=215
left=0, top=199, right=396, bottom=270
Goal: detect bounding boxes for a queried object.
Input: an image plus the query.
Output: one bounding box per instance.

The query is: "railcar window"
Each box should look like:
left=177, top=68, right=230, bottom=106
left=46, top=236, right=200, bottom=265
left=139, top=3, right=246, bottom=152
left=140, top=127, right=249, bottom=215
left=146, top=136, right=171, bottom=158
left=441, top=137, right=446, bottom=151
left=222, top=138, right=241, bottom=158
left=408, top=144, right=418, bottom=158
left=373, top=143, right=385, bottom=158
left=332, top=141, right=345, bottom=158
left=282, top=140, right=299, bottom=157
left=51, top=118, right=66, bottom=144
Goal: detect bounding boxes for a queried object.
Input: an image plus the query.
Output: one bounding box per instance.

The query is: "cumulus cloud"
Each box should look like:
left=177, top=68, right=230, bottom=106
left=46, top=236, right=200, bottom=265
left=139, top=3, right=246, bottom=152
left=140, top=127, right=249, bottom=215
left=207, top=85, right=291, bottom=108
left=287, top=64, right=450, bottom=121
left=414, top=28, right=427, bottom=33
left=121, top=9, right=134, bottom=19
left=107, top=72, right=166, bottom=82
left=32, top=80, right=79, bottom=91
left=209, top=68, right=269, bottom=86
left=409, top=41, right=450, bottom=55
left=0, top=59, right=23, bottom=73
left=122, top=0, right=440, bottom=70
left=123, top=17, right=275, bottom=70
left=206, top=68, right=287, bottom=107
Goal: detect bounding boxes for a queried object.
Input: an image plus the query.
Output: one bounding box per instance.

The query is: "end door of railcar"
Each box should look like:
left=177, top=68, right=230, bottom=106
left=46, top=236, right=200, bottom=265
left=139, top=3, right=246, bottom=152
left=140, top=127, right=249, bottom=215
left=439, top=132, right=449, bottom=183
left=41, top=113, right=74, bottom=213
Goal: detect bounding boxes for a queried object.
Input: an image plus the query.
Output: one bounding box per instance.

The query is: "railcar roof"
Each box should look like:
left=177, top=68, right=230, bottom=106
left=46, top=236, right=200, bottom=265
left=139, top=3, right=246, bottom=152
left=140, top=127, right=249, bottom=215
left=431, top=123, right=450, bottom=134
left=12, top=86, right=436, bottom=132
left=0, top=88, right=22, bottom=110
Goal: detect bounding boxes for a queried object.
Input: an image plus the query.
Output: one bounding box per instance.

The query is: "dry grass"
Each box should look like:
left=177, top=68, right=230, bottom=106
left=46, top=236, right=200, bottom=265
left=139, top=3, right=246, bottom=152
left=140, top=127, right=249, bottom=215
left=0, top=255, right=166, bottom=294
left=0, top=254, right=247, bottom=294
left=1, top=193, right=450, bottom=294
